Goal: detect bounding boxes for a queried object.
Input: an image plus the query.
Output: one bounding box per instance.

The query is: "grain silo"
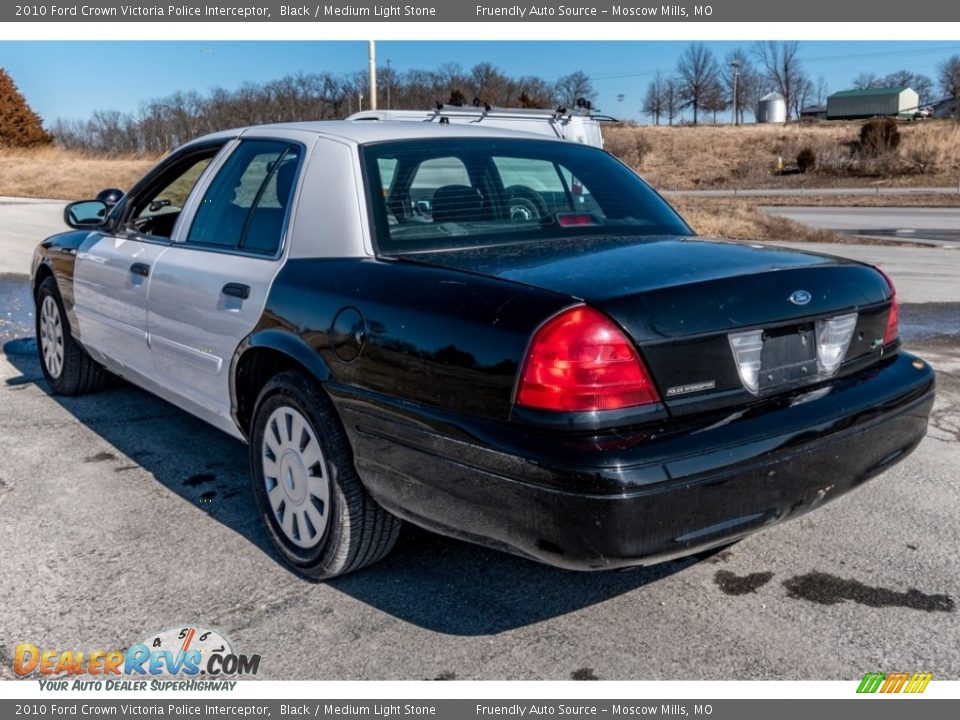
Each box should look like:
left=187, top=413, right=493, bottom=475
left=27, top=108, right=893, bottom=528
left=757, top=92, right=787, bottom=123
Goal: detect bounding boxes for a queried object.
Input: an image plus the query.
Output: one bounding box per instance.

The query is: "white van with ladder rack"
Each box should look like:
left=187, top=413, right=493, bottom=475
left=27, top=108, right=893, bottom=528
left=347, top=102, right=610, bottom=149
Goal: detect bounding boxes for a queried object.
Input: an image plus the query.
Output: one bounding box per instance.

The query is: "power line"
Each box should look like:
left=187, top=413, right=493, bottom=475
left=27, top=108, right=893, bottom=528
left=588, top=44, right=960, bottom=84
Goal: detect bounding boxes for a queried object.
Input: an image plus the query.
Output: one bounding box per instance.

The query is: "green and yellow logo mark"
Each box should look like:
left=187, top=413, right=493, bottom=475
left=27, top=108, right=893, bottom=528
left=857, top=672, right=932, bottom=694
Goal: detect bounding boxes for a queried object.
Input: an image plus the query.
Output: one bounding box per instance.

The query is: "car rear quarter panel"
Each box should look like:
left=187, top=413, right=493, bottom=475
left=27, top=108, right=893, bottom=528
left=247, top=257, right=572, bottom=421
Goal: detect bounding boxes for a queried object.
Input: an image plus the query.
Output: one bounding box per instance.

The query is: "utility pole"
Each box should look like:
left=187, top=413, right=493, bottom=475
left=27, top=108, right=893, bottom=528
left=386, top=58, right=392, bottom=109
left=368, top=40, right=377, bottom=110
left=617, top=93, right=625, bottom=119
left=730, top=60, right=740, bottom=126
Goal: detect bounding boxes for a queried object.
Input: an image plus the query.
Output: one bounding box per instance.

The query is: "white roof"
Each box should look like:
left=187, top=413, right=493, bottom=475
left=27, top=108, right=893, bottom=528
left=185, top=120, right=564, bottom=149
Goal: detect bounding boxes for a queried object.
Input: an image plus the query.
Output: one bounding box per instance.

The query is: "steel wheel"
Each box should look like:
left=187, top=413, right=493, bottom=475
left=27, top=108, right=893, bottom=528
left=260, top=405, right=330, bottom=549
left=249, top=370, right=401, bottom=579
left=39, top=294, right=64, bottom=379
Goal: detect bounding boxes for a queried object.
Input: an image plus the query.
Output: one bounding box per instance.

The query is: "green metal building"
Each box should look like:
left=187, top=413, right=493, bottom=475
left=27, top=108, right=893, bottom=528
left=826, top=87, right=920, bottom=120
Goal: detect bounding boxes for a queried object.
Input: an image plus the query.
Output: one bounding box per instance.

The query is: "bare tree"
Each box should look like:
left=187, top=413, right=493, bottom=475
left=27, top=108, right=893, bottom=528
left=909, top=75, right=933, bottom=107
left=815, top=75, right=830, bottom=106
left=940, top=55, right=960, bottom=117
left=553, top=71, right=596, bottom=109
left=643, top=72, right=666, bottom=125
left=753, top=41, right=807, bottom=120
left=883, top=69, right=933, bottom=106
left=675, top=43, right=721, bottom=124
left=516, top=77, right=553, bottom=108
left=469, top=62, right=506, bottom=105
left=663, top=76, right=681, bottom=126
left=792, top=77, right=815, bottom=118
left=50, top=65, right=595, bottom=153
left=702, top=79, right=727, bottom=124
left=852, top=72, right=884, bottom=90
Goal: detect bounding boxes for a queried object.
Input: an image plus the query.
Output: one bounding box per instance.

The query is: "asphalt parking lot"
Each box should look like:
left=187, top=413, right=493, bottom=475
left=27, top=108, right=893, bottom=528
left=0, top=213, right=958, bottom=680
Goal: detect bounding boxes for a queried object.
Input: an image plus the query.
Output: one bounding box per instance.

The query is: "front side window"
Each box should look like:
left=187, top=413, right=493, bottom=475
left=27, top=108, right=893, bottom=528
left=186, top=139, right=301, bottom=255
left=126, top=151, right=218, bottom=240
left=363, top=138, right=691, bottom=254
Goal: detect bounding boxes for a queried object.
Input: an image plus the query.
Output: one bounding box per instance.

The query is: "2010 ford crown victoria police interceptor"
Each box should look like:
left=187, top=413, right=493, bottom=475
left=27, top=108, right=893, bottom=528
left=32, top=121, right=934, bottom=579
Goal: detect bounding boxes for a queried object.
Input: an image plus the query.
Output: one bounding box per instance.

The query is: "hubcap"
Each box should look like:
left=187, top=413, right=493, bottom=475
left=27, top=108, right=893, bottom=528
left=39, top=295, right=64, bottom=379
left=261, top=406, right=330, bottom=549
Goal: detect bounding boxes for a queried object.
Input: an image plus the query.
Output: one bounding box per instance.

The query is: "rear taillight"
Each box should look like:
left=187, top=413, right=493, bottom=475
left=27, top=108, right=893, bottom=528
left=515, top=306, right=659, bottom=412
left=878, top=269, right=899, bottom=345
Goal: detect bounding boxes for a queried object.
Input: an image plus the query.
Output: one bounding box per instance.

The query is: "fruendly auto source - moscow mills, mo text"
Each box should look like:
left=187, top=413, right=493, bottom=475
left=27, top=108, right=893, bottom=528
left=475, top=5, right=709, bottom=17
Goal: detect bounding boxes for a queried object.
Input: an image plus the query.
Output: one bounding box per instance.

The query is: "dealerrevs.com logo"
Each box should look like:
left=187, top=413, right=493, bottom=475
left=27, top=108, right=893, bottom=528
left=14, top=626, right=261, bottom=691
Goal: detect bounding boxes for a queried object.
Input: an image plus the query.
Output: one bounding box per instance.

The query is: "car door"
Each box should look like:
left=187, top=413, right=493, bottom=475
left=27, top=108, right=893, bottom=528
left=146, top=138, right=304, bottom=426
left=72, top=145, right=224, bottom=377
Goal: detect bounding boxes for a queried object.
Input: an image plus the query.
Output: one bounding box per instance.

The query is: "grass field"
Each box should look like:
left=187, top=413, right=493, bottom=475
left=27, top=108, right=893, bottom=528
left=605, top=119, right=960, bottom=191
left=1, top=121, right=958, bottom=244
left=0, top=146, right=156, bottom=200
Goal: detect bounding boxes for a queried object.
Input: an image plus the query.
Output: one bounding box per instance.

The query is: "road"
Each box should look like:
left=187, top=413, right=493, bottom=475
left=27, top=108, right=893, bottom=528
left=1, top=202, right=958, bottom=681
left=0, top=197, right=66, bottom=277
left=670, top=186, right=960, bottom=198
left=763, top=206, right=960, bottom=246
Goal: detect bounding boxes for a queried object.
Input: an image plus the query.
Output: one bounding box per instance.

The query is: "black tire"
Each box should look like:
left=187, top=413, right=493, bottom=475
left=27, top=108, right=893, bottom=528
left=249, top=370, right=401, bottom=580
left=35, top=276, right=106, bottom=396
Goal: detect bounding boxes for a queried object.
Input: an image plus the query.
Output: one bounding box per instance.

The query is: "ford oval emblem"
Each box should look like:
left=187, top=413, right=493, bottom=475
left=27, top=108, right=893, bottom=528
left=789, top=290, right=812, bottom=306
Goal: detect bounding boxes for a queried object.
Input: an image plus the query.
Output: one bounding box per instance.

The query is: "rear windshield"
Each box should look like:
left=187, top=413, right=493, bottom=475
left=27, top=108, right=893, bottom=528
left=361, top=138, right=692, bottom=254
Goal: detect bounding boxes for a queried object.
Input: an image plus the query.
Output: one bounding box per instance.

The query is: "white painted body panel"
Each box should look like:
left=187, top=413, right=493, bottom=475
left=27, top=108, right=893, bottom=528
left=73, top=233, right=169, bottom=377
left=146, top=248, right=280, bottom=425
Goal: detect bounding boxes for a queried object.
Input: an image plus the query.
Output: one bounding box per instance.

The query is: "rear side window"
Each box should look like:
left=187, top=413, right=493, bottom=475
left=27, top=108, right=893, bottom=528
left=186, top=139, right=301, bottom=255
left=363, top=138, right=691, bottom=254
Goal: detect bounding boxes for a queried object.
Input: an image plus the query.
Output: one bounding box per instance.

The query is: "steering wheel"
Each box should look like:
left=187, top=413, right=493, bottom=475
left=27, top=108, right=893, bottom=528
left=505, top=186, right=548, bottom=223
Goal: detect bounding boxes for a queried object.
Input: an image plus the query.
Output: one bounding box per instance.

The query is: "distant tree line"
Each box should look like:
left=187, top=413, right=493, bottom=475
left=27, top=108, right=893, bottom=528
left=51, top=64, right=596, bottom=155
left=643, top=43, right=960, bottom=125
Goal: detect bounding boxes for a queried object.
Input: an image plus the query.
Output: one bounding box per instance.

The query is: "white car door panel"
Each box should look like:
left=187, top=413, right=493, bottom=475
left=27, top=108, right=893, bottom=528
left=146, top=249, right=274, bottom=416
left=72, top=232, right=169, bottom=374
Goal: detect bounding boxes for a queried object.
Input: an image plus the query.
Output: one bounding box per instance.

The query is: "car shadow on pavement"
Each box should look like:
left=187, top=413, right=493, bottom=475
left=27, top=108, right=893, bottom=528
left=4, top=336, right=701, bottom=636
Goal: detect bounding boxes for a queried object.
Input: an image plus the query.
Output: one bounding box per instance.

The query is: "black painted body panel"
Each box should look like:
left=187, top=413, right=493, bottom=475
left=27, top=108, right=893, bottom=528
left=399, top=235, right=888, bottom=339
left=332, top=352, right=934, bottom=569
left=249, top=257, right=572, bottom=422
left=31, top=229, right=87, bottom=327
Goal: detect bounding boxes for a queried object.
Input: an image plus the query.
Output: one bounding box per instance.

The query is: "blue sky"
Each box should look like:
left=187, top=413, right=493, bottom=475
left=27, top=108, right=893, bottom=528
left=2, top=40, right=958, bottom=124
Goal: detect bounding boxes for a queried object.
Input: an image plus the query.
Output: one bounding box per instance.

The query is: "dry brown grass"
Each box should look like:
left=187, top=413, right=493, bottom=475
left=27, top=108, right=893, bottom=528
left=0, top=146, right=158, bottom=199
left=671, top=197, right=844, bottom=243
left=671, top=197, right=933, bottom=247
left=2, top=132, right=956, bottom=247
left=606, top=120, right=960, bottom=190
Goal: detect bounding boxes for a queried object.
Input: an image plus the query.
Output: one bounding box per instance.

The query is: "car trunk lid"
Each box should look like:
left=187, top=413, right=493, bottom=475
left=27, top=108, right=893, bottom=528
left=396, top=236, right=894, bottom=415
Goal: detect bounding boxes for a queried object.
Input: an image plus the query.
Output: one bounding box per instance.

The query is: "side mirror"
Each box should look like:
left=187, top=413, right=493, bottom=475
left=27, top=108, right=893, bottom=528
left=64, top=200, right=108, bottom=229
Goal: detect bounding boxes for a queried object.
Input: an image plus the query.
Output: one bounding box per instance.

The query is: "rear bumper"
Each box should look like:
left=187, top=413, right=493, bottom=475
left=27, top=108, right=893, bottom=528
left=332, top=351, right=935, bottom=570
